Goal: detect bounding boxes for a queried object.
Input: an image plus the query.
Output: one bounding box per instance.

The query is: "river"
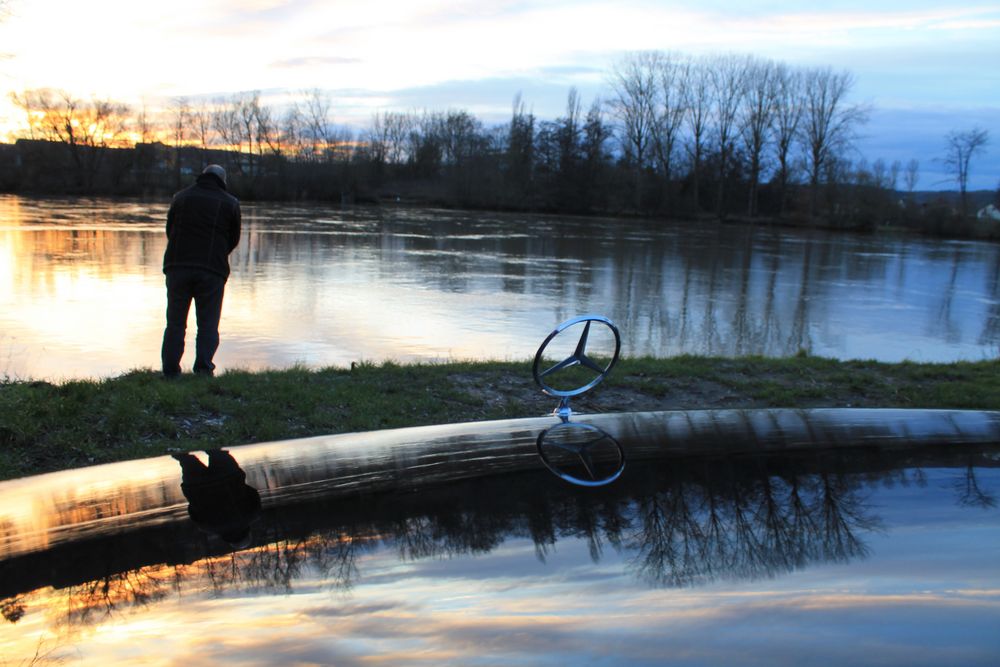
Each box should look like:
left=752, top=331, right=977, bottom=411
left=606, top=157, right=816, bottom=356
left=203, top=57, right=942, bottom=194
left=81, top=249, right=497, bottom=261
left=1, top=194, right=998, bottom=380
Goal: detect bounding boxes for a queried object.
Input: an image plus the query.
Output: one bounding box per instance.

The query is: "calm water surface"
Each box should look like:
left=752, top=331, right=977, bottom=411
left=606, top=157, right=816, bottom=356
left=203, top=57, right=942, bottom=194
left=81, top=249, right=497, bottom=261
left=2, top=410, right=998, bottom=664
left=2, top=194, right=999, bottom=379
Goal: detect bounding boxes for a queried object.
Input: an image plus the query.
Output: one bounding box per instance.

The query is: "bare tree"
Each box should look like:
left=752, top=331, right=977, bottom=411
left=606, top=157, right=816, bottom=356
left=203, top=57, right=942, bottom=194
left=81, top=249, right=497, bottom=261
left=709, top=53, right=749, bottom=219
left=439, top=109, right=484, bottom=166
left=365, top=112, right=389, bottom=167
left=281, top=104, right=305, bottom=159
left=507, top=92, right=535, bottom=194
left=385, top=112, right=415, bottom=165
left=215, top=92, right=292, bottom=186
left=212, top=96, right=243, bottom=159
left=135, top=101, right=154, bottom=144
left=169, top=97, right=190, bottom=148
left=407, top=110, right=443, bottom=177
left=132, top=101, right=156, bottom=191
left=608, top=52, right=659, bottom=210
left=169, top=97, right=191, bottom=188
left=254, top=100, right=284, bottom=157
left=236, top=93, right=259, bottom=164
left=651, top=53, right=688, bottom=214
left=557, top=87, right=582, bottom=181
left=740, top=58, right=779, bottom=217
left=904, top=158, right=919, bottom=195
left=190, top=101, right=215, bottom=160
left=290, top=89, right=355, bottom=164
left=367, top=111, right=414, bottom=166
left=871, top=158, right=888, bottom=190
left=220, top=95, right=252, bottom=177
left=296, top=89, right=344, bottom=163
left=800, top=67, right=869, bottom=218
left=683, top=58, right=713, bottom=214
left=536, top=88, right=585, bottom=208
left=579, top=98, right=612, bottom=209
left=772, top=64, right=803, bottom=216
left=944, top=127, right=989, bottom=217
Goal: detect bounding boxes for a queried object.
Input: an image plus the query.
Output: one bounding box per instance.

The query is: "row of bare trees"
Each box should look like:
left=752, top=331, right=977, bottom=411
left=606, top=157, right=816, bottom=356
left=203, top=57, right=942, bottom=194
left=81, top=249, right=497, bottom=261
left=606, top=52, right=873, bottom=219
left=10, top=89, right=131, bottom=188
left=4, top=52, right=994, bottom=226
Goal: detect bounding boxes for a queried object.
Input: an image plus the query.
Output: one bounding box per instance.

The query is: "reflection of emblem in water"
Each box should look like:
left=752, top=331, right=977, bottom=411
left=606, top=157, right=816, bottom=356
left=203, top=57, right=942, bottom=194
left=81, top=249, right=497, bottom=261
left=533, top=315, right=621, bottom=419
left=536, top=421, right=625, bottom=487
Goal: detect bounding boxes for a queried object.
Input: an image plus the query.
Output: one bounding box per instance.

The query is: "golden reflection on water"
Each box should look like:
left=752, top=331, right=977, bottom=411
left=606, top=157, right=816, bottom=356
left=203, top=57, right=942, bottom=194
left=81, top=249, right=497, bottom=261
left=0, top=220, right=167, bottom=379
left=4, top=194, right=1000, bottom=380
left=0, top=197, right=526, bottom=380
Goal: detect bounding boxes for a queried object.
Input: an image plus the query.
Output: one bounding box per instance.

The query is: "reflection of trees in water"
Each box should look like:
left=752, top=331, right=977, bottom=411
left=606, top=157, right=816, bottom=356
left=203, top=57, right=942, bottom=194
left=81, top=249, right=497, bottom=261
left=202, top=531, right=366, bottom=595
left=930, top=249, right=964, bottom=344
left=43, top=531, right=377, bottom=631
left=287, top=214, right=1000, bottom=360
left=788, top=239, right=815, bottom=353
left=6, top=451, right=993, bottom=630
left=954, top=464, right=997, bottom=508
left=625, top=466, right=881, bottom=587
left=60, top=566, right=174, bottom=627
left=608, top=227, right=834, bottom=358
left=232, top=210, right=993, bottom=360
left=12, top=205, right=1000, bottom=362
left=978, top=257, right=1000, bottom=353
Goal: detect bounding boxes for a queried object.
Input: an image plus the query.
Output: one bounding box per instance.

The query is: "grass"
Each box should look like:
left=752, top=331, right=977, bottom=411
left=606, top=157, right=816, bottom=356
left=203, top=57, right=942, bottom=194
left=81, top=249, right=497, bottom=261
left=1, top=355, right=999, bottom=481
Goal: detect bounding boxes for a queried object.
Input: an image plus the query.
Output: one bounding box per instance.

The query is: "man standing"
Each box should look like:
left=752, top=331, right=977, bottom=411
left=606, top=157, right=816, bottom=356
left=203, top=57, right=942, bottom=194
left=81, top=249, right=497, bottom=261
left=161, top=164, right=241, bottom=378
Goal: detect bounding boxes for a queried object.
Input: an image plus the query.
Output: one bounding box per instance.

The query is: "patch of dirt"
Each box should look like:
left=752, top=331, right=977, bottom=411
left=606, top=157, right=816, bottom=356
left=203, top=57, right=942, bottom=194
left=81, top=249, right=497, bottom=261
left=450, top=370, right=765, bottom=417
left=579, top=382, right=753, bottom=413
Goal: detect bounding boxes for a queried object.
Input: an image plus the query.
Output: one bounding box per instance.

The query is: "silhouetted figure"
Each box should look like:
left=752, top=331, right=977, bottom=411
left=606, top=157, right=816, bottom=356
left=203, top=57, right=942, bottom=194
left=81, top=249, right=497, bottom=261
left=173, top=449, right=260, bottom=547
left=161, top=164, right=241, bottom=378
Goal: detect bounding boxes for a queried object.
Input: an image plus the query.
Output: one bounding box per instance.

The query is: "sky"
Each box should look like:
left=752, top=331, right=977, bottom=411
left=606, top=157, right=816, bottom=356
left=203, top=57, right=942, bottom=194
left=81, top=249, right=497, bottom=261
left=0, top=0, right=998, bottom=190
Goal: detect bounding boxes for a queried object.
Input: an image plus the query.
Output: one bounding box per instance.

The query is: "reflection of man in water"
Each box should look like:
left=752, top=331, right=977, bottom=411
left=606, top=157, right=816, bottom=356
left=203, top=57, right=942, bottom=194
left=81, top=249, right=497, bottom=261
left=173, top=449, right=260, bottom=547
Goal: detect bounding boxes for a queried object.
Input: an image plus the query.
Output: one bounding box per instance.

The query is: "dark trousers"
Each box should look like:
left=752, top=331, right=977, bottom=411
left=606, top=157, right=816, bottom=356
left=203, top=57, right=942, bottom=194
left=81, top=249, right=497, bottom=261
left=161, top=268, right=227, bottom=376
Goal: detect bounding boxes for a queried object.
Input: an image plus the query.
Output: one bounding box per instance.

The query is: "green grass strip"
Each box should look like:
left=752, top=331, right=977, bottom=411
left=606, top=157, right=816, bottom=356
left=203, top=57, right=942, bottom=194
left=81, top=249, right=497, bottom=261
left=1, top=356, right=998, bottom=481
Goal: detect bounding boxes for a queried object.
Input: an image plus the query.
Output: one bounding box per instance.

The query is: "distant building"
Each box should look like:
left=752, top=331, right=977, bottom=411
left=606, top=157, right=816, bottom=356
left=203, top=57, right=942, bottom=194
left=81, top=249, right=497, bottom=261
left=977, top=204, right=1000, bottom=222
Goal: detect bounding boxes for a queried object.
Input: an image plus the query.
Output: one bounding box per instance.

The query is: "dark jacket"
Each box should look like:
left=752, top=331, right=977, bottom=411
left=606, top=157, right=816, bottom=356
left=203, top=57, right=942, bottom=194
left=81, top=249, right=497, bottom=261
left=163, top=173, right=242, bottom=278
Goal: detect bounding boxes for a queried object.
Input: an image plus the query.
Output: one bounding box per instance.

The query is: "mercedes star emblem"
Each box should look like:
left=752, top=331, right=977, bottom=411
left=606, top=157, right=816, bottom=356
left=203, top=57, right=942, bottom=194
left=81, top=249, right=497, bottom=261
left=533, top=314, right=621, bottom=419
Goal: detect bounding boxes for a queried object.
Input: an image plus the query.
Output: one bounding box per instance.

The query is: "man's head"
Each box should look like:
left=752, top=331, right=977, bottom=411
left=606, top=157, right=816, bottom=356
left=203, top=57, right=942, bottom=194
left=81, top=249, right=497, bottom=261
left=202, top=164, right=227, bottom=186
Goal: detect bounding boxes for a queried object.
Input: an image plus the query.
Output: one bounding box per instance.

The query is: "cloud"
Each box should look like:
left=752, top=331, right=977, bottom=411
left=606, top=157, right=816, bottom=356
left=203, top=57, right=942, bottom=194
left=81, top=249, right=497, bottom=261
left=2, top=0, right=998, bottom=191
left=303, top=601, right=410, bottom=617
left=271, top=56, right=362, bottom=69
left=157, top=583, right=1000, bottom=667
left=375, top=75, right=604, bottom=121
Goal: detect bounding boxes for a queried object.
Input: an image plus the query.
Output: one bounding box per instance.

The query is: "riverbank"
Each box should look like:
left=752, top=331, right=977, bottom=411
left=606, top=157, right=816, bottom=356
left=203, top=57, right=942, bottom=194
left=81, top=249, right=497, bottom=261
left=2, top=355, right=999, bottom=481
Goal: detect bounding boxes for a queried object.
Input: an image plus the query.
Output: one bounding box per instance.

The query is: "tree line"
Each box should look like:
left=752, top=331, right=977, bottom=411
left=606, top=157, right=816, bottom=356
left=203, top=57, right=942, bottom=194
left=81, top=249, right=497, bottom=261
left=3, top=51, right=995, bottom=231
